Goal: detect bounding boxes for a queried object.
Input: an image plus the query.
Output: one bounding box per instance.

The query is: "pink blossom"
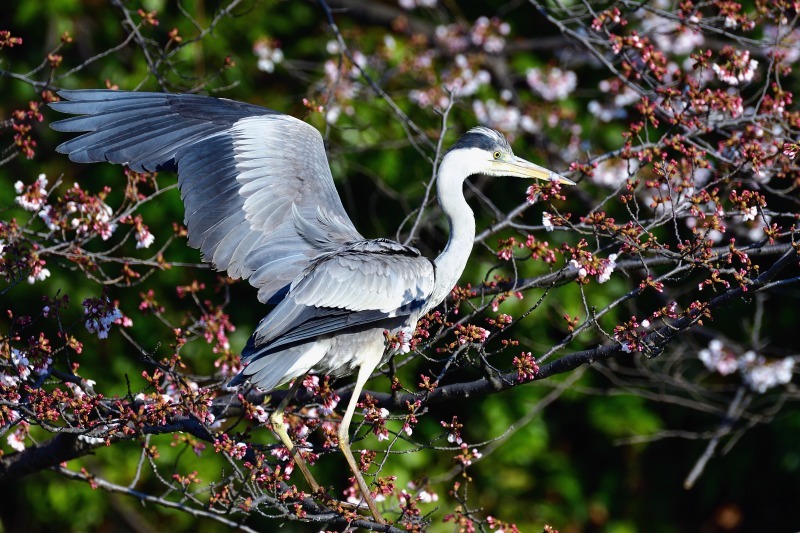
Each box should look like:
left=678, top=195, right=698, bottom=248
left=135, top=226, right=155, bottom=249
left=698, top=339, right=739, bottom=376
left=7, top=424, right=28, bottom=452
left=596, top=254, right=618, bottom=284
left=27, top=261, right=50, bottom=284
left=303, top=374, right=320, bottom=392
left=14, top=174, right=48, bottom=212
left=712, top=49, right=758, bottom=85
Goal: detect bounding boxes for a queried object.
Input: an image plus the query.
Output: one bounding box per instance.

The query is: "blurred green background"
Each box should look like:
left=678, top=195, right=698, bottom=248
left=1, top=0, right=799, bottom=531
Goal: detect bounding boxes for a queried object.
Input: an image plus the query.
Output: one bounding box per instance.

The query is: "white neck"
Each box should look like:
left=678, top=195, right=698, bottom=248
left=423, top=150, right=477, bottom=314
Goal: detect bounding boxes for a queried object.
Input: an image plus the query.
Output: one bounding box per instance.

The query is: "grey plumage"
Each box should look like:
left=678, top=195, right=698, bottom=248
left=51, top=90, right=363, bottom=305
left=51, top=89, right=571, bottom=520
left=50, top=89, right=439, bottom=392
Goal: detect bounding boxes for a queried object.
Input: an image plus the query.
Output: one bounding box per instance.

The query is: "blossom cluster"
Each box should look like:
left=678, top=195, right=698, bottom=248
left=1, top=347, right=51, bottom=388
left=82, top=296, right=125, bottom=339
left=252, top=37, right=283, bottom=73
left=699, top=340, right=795, bottom=393
left=14, top=173, right=49, bottom=211
left=526, top=67, right=578, bottom=102
left=384, top=325, right=417, bottom=354
left=398, top=0, right=436, bottom=10
left=711, top=48, right=758, bottom=85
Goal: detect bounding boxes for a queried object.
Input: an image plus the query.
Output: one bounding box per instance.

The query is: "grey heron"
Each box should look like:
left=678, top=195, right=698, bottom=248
left=50, top=90, right=573, bottom=521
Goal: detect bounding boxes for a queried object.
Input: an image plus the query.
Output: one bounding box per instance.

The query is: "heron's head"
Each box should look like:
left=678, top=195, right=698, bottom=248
left=444, top=127, right=574, bottom=185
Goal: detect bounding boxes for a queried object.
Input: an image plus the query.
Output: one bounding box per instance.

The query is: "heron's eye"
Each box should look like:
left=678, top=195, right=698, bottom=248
left=493, top=151, right=501, bottom=160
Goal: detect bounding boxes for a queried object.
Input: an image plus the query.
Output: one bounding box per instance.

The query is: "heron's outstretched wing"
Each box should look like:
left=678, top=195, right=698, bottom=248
left=230, top=239, right=435, bottom=387
left=50, top=90, right=362, bottom=303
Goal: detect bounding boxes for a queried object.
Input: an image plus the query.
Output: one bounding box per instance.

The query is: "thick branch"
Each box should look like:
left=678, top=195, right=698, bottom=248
left=0, top=433, right=96, bottom=484
left=0, top=416, right=212, bottom=484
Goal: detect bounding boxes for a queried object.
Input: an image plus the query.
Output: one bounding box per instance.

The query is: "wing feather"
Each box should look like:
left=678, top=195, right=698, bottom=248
left=50, top=90, right=364, bottom=302
left=247, top=239, right=434, bottom=356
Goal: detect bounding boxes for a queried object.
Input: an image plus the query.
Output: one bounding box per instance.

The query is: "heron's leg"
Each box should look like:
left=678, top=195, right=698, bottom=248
left=337, top=362, right=384, bottom=523
left=269, top=377, right=321, bottom=493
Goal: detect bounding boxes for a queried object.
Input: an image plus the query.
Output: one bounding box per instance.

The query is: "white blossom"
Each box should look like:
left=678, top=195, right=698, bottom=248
left=542, top=212, right=554, bottom=231
left=0, top=373, right=19, bottom=387
left=38, top=205, right=59, bottom=231
left=526, top=67, right=577, bottom=101
left=252, top=405, right=270, bottom=424
left=592, top=158, right=638, bottom=188
left=418, top=489, right=438, bottom=503
left=698, top=339, right=738, bottom=375
left=27, top=266, right=50, bottom=285
left=742, top=206, right=758, bottom=222
left=597, top=254, right=618, bottom=284
left=399, top=0, right=436, bottom=8
left=7, top=428, right=26, bottom=452
left=712, top=51, right=758, bottom=85
left=472, top=99, right=537, bottom=137
left=14, top=174, right=48, bottom=212
left=569, top=259, right=587, bottom=279
left=135, top=227, right=155, bottom=249
left=11, top=349, right=31, bottom=382
left=447, top=432, right=462, bottom=444
left=741, top=355, right=794, bottom=393
left=253, top=39, right=284, bottom=73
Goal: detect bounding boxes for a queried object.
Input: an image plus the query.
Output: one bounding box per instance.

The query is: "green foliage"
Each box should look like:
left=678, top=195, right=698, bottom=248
left=2, top=0, right=800, bottom=531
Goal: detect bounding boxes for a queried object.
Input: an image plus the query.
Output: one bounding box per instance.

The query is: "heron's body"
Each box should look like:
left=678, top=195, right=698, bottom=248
left=50, top=90, right=571, bottom=522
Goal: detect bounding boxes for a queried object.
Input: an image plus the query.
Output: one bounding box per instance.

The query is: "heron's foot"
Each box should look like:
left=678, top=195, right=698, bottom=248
left=323, top=494, right=389, bottom=523
left=303, top=486, right=389, bottom=523
left=302, top=478, right=385, bottom=523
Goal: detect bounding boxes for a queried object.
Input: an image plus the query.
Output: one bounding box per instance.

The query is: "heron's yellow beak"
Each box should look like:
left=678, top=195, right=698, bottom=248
left=494, top=155, right=575, bottom=185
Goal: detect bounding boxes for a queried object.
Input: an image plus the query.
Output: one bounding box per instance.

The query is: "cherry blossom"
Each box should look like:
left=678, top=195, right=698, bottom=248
left=712, top=48, right=758, bottom=85
left=3, top=1, right=800, bottom=528
left=472, top=99, right=538, bottom=137
left=398, top=0, right=436, bottom=9
left=698, top=339, right=739, bottom=376
left=469, top=16, right=509, bottom=54
left=252, top=37, right=283, bottom=73
left=83, top=296, right=124, bottom=339
left=740, top=353, right=795, bottom=393
left=596, top=253, right=618, bottom=283
left=27, top=260, right=50, bottom=284
left=7, top=423, right=28, bottom=452
left=542, top=212, right=555, bottom=231
left=14, top=174, right=48, bottom=212
left=526, top=67, right=577, bottom=101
